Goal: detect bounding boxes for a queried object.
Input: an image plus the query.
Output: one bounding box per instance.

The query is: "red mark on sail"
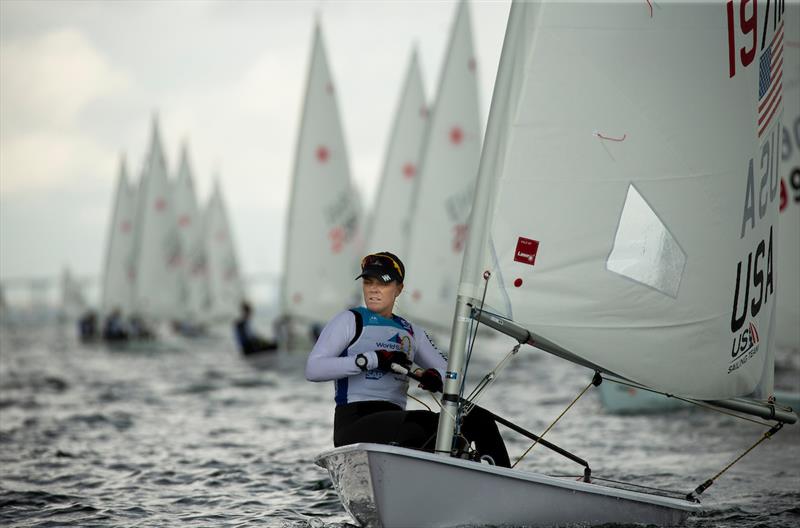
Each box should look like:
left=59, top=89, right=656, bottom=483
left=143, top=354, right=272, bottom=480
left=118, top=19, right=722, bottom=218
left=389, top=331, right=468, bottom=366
left=468, top=57, right=476, bottom=73
left=329, top=226, right=345, bottom=254
left=121, top=221, right=131, bottom=233
left=594, top=131, right=627, bottom=142
left=452, top=224, right=468, bottom=252
left=155, top=198, right=167, bottom=211
left=420, top=106, right=429, bottom=119
left=178, top=215, right=191, bottom=228
left=514, top=237, right=539, bottom=266
left=293, top=292, right=303, bottom=304
left=325, top=82, right=334, bottom=94
left=780, top=178, right=788, bottom=211
left=412, top=290, right=421, bottom=301
left=450, top=126, right=464, bottom=145
left=316, top=146, right=330, bottom=163
left=402, top=162, right=416, bottom=180
left=514, top=278, right=523, bottom=288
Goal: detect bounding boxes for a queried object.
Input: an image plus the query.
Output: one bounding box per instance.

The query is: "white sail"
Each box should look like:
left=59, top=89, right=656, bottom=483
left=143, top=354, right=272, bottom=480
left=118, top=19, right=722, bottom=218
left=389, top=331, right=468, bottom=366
left=173, top=143, right=208, bottom=322
left=364, top=49, right=428, bottom=256
left=131, top=118, right=182, bottom=320
left=452, top=1, right=782, bottom=402
left=777, top=3, right=799, bottom=352
left=60, top=266, right=87, bottom=318
left=100, top=156, right=137, bottom=316
left=282, top=22, right=361, bottom=324
left=404, top=0, right=482, bottom=330
left=203, top=179, right=244, bottom=321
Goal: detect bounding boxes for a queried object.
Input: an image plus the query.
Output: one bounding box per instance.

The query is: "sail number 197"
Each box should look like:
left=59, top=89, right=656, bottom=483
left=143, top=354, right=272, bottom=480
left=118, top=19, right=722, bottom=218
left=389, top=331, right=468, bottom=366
left=726, top=0, right=785, bottom=78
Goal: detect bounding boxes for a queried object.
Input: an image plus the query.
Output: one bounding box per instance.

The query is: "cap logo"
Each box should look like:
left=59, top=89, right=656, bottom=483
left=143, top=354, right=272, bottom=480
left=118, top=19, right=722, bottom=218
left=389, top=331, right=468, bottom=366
left=382, top=274, right=391, bottom=281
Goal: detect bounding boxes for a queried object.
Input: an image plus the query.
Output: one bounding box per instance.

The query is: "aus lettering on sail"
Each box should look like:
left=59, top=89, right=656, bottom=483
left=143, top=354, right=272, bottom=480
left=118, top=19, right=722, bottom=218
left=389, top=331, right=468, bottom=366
left=728, top=0, right=784, bottom=370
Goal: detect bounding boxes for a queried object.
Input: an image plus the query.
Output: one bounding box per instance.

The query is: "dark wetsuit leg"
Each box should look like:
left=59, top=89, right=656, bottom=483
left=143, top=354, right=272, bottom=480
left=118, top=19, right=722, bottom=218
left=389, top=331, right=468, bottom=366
left=334, top=401, right=510, bottom=468
left=460, top=405, right=511, bottom=468
left=334, top=401, right=438, bottom=450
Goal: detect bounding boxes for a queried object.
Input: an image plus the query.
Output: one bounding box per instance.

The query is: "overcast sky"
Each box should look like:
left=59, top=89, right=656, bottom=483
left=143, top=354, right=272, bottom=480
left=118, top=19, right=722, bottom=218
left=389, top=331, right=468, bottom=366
left=0, top=0, right=511, bottom=287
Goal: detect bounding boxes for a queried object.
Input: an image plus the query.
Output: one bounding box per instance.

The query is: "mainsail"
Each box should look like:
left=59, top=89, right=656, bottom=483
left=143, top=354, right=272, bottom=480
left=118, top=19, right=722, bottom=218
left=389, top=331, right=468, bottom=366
left=203, top=179, right=244, bottom=321
left=441, top=0, right=786, bottom=444
left=100, top=155, right=137, bottom=316
left=173, top=143, right=209, bottom=323
left=403, top=0, right=482, bottom=330
left=777, top=3, right=799, bottom=352
left=281, top=21, right=361, bottom=324
left=131, top=118, right=182, bottom=320
left=364, top=49, right=428, bottom=257
left=60, top=266, right=87, bottom=319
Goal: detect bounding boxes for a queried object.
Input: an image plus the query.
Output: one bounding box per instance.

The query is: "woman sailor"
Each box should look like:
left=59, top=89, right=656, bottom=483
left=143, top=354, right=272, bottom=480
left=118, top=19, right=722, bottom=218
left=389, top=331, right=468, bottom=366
left=305, top=251, right=509, bottom=466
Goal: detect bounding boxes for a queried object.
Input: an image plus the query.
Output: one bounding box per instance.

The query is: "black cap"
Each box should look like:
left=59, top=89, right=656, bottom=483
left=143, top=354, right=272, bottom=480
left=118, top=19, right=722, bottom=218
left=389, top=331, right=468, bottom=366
left=356, top=252, right=405, bottom=284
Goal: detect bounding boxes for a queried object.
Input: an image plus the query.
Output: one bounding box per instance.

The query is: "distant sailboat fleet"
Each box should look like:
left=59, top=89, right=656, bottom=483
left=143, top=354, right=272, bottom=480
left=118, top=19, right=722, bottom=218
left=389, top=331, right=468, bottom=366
left=95, top=118, right=245, bottom=343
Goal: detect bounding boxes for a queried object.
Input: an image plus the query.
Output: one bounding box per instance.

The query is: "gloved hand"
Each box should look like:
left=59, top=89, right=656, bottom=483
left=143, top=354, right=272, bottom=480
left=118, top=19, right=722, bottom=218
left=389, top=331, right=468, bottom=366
left=418, top=368, right=443, bottom=393
left=376, top=350, right=411, bottom=372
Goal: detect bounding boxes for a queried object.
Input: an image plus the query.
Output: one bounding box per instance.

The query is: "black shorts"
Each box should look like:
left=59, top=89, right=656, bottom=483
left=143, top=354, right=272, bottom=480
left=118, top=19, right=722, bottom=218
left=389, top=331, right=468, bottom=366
left=334, top=400, right=439, bottom=450
left=333, top=400, right=510, bottom=467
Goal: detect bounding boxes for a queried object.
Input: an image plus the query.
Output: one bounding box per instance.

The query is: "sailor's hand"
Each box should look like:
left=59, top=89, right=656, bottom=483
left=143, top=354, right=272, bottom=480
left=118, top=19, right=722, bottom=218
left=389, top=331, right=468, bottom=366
left=376, top=350, right=411, bottom=372
left=418, top=368, right=443, bottom=393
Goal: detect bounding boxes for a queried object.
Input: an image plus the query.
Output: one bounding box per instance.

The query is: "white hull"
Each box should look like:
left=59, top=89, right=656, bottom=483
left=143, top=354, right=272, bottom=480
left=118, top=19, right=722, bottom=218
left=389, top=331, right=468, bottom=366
left=315, top=443, right=700, bottom=528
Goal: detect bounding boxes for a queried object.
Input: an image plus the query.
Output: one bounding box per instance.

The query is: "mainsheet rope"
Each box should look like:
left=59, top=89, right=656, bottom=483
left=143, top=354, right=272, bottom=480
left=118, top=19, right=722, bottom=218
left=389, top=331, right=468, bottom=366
left=512, top=377, right=596, bottom=468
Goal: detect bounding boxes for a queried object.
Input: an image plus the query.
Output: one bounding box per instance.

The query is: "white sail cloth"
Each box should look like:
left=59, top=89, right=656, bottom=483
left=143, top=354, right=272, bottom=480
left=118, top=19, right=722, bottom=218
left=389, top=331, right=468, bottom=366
left=364, top=49, right=428, bottom=257
left=403, top=0, right=482, bottom=330
left=100, top=156, right=137, bottom=316
left=458, top=1, right=782, bottom=400
left=203, top=180, right=245, bottom=321
left=282, top=23, right=361, bottom=324
left=173, top=145, right=209, bottom=322
left=131, top=119, right=182, bottom=320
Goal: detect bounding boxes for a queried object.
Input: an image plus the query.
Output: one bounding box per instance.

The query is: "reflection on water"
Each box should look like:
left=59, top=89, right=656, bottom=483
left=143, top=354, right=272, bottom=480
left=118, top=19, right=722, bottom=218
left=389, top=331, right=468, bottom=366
left=1, top=322, right=798, bottom=527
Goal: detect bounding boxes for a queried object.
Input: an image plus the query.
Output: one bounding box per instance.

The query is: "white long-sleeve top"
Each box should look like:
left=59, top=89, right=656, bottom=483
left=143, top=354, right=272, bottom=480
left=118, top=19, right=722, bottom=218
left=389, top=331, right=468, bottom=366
left=305, top=307, right=447, bottom=407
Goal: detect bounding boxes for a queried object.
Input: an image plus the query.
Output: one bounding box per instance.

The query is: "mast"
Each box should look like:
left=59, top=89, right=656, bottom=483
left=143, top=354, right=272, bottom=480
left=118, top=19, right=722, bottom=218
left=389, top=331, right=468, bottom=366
left=436, top=0, right=530, bottom=455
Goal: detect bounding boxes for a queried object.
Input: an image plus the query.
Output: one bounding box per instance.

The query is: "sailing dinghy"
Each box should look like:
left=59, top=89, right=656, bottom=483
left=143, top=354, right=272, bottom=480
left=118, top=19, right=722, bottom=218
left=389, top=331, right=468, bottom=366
left=316, top=2, right=797, bottom=526
left=280, top=21, right=362, bottom=350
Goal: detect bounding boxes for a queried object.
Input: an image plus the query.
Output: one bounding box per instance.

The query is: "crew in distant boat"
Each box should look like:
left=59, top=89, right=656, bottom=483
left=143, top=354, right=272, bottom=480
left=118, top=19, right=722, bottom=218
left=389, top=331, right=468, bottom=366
left=234, top=301, right=278, bottom=355
left=102, top=308, right=129, bottom=341
left=305, top=252, right=510, bottom=467
left=78, top=310, right=98, bottom=342
left=171, top=319, right=206, bottom=338
left=129, top=314, right=155, bottom=340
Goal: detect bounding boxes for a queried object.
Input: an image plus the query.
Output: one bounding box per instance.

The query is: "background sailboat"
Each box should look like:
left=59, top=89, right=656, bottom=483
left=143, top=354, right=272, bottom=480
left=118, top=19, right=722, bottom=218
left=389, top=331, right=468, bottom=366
left=774, top=2, right=799, bottom=406
left=100, top=155, right=137, bottom=318
left=59, top=266, right=88, bottom=322
left=130, top=118, right=183, bottom=324
left=363, top=48, right=428, bottom=258
left=202, top=179, right=245, bottom=324
left=317, top=2, right=796, bottom=526
left=173, top=143, right=210, bottom=329
left=280, top=21, right=362, bottom=348
left=403, top=0, right=482, bottom=332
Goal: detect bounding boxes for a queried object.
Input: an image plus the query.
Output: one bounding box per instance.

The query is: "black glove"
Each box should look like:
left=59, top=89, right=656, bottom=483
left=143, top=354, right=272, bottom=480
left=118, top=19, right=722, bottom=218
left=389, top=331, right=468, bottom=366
left=376, top=350, right=411, bottom=372
left=418, top=368, right=443, bottom=393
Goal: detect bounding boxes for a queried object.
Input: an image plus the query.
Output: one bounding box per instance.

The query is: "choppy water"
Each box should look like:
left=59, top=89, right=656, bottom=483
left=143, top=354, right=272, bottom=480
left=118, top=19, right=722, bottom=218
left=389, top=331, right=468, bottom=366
left=1, top=321, right=798, bottom=527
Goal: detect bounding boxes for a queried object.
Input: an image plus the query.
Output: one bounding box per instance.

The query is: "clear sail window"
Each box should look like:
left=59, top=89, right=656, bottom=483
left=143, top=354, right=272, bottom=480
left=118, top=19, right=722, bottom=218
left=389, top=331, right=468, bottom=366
left=606, top=184, right=686, bottom=298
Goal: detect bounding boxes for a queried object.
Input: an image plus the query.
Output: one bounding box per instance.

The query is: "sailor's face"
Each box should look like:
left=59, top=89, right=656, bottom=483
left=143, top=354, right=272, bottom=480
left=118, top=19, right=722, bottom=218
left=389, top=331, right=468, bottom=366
left=362, top=276, right=403, bottom=318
